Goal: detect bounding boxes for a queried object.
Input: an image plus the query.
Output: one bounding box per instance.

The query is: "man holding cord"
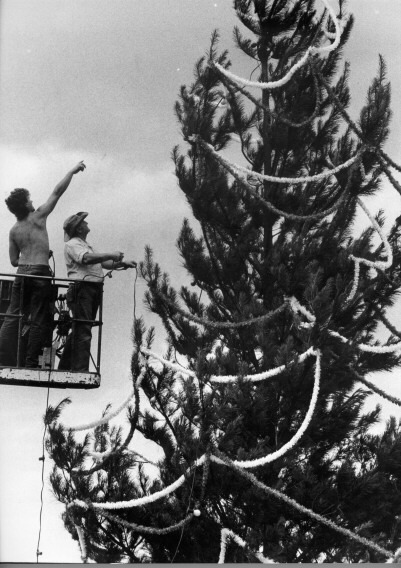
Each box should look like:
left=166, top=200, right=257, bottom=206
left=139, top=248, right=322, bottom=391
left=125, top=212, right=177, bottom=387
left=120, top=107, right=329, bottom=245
left=0, top=161, right=86, bottom=368
left=58, top=211, right=136, bottom=372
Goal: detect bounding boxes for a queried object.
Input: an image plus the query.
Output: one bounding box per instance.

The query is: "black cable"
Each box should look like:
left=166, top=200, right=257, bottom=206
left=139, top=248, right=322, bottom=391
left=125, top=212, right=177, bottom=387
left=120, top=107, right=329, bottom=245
left=169, top=470, right=197, bottom=563
left=36, top=385, right=51, bottom=562
left=170, top=371, right=206, bottom=563
left=133, top=266, right=138, bottom=324
left=36, top=250, right=57, bottom=562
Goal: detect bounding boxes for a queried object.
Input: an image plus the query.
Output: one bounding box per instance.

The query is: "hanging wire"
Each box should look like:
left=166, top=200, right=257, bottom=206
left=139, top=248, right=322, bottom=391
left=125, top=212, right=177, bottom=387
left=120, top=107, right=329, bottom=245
left=36, top=251, right=58, bottom=562
left=133, top=266, right=138, bottom=324
left=36, top=380, right=51, bottom=562
left=170, top=367, right=209, bottom=562
left=169, top=464, right=198, bottom=563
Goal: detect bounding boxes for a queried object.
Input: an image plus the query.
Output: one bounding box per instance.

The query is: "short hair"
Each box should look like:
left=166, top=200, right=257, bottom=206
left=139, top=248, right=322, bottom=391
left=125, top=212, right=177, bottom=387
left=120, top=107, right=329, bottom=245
left=5, top=188, right=30, bottom=220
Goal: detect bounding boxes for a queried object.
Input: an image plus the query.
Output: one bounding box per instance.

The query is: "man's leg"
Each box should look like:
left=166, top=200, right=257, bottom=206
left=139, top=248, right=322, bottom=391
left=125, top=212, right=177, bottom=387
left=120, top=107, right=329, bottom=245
left=25, top=272, right=53, bottom=368
left=0, top=278, right=23, bottom=367
left=70, top=284, right=100, bottom=372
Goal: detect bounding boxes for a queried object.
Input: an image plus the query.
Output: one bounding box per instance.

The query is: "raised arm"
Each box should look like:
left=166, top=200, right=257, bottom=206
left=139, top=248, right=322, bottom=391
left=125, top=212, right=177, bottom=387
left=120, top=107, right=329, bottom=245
left=36, top=161, right=86, bottom=218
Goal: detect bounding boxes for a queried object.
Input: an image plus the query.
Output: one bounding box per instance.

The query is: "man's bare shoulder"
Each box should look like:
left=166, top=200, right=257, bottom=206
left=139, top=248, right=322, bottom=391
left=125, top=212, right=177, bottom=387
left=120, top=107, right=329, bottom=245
left=11, top=211, right=44, bottom=231
left=9, top=222, right=19, bottom=238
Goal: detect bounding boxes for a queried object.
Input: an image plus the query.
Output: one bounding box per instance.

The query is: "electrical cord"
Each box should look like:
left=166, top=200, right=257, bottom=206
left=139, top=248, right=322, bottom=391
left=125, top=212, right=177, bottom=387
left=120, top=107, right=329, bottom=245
left=36, top=385, right=50, bottom=563
left=36, top=251, right=56, bottom=562
left=170, top=370, right=206, bottom=562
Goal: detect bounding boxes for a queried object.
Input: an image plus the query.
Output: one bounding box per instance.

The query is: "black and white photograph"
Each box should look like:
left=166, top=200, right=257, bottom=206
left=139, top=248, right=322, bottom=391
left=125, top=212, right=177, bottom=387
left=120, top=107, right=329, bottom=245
left=1, top=0, right=401, bottom=563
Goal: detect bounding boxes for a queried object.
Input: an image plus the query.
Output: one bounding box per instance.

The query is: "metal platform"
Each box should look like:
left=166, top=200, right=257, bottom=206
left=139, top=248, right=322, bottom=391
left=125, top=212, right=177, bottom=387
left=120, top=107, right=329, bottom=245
left=0, top=367, right=101, bottom=389
left=0, top=272, right=103, bottom=389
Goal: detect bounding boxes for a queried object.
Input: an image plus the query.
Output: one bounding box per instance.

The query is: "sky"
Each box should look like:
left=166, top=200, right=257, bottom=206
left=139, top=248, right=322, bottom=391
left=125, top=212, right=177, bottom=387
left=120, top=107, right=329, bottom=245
left=0, top=0, right=401, bottom=563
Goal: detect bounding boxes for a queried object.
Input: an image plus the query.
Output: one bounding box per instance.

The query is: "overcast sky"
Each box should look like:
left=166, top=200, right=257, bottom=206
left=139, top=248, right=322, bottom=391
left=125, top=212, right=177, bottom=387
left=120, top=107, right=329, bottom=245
left=1, top=0, right=401, bottom=563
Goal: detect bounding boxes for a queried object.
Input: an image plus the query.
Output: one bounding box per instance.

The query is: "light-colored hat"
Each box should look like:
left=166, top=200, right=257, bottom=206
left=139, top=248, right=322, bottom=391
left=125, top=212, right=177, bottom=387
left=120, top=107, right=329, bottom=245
left=63, top=211, right=88, bottom=241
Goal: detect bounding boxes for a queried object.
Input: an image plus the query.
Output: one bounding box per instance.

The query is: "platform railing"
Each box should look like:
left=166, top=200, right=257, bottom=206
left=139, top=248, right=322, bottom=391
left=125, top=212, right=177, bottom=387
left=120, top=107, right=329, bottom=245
left=0, top=272, right=103, bottom=375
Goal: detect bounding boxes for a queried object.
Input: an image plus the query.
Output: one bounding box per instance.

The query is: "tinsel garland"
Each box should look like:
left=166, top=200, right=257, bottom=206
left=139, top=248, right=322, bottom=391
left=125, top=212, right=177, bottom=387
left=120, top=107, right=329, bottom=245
left=191, top=134, right=348, bottom=221
left=140, top=345, right=316, bottom=384
left=193, top=135, right=361, bottom=185
left=329, top=328, right=401, bottom=354
left=68, top=446, right=398, bottom=562
left=346, top=197, right=393, bottom=303
left=323, top=13, right=350, bottom=39
left=150, top=289, right=289, bottom=328
left=314, top=67, right=401, bottom=184
left=214, top=0, right=342, bottom=90
left=150, top=288, right=314, bottom=336
left=69, top=354, right=319, bottom=511
left=213, top=449, right=394, bottom=560
left=229, top=349, right=320, bottom=468
left=68, top=367, right=146, bottom=432
left=218, top=528, right=275, bottom=564
left=69, top=455, right=207, bottom=510
left=387, top=546, right=401, bottom=564
left=95, top=509, right=195, bottom=536
left=214, top=61, right=321, bottom=129
left=75, top=525, right=88, bottom=563
left=288, top=296, right=315, bottom=323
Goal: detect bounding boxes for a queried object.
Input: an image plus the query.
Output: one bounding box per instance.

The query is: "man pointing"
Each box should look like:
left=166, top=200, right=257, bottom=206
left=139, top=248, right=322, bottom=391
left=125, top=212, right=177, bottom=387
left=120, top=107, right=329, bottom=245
left=0, top=161, right=86, bottom=368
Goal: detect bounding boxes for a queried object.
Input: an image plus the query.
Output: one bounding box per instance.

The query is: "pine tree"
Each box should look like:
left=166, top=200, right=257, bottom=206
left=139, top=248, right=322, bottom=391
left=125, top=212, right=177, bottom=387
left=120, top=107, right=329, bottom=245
left=45, top=0, right=401, bottom=562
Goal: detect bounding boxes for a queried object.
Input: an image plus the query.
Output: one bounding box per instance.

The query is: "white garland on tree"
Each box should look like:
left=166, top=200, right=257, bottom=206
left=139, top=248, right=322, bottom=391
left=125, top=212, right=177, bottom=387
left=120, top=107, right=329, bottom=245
left=346, top=197, right=393, bottom=302
left=193, top=135, right=361, bottom=185
left=69, top=352, right=320, bottom=514
left=140, top=345, right=316, bottom=384
left=67, top=366, right=146, bottom=432
left=191, top=133, right=348, bottom=221
left=214, top=0, right=343, bottom=90
left=387, top=546, right=401, bottom=564
left=218, top=528, right=275, bottom=564
left=70, top=454, right=208, bottom=511
left=67, top=447, right=397, bottom=562
left=230, top=349, right=320, bottom=468
left=75, top=525, right=88, bottom=563
left=329, top=329, right=401, bottom=354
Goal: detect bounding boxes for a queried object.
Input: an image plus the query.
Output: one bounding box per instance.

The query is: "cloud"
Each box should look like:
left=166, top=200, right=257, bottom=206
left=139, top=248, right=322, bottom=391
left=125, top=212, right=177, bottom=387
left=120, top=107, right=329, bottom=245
left=0, top=143, right=192, bottom=270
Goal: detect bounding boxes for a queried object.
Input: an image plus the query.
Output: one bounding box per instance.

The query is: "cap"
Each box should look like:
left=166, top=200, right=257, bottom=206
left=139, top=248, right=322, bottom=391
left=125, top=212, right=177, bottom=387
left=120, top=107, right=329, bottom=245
left=63, top=211, right=88, bottom=241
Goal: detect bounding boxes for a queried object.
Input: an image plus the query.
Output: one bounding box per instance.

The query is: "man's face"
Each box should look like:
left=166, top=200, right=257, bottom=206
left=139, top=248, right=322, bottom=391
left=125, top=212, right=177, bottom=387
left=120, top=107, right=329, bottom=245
left=77, top=219, right=90, bottom=238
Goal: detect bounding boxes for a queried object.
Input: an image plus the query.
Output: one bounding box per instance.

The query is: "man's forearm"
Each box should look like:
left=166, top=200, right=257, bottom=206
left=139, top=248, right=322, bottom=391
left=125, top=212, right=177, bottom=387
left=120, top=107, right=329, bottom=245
left=83, top=252, right=114, bottom=265
left=53, top=170, right=75, bottom=197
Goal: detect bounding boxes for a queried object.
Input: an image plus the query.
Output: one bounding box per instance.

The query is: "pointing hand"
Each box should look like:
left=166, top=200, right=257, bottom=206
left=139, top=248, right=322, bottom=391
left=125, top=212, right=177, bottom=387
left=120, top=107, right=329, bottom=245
left=72, top=161, right=86, bottom=174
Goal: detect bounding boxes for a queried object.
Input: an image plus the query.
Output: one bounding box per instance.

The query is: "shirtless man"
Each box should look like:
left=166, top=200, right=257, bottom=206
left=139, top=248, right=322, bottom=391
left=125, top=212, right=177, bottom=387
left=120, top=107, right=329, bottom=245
left=0, top=161, right=86, bottom=368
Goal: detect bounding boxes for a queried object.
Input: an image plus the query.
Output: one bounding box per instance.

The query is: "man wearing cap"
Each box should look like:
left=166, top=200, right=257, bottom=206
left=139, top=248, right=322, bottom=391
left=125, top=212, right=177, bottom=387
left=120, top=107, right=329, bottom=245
left=58, top=212, right=136, bottom=372
left=0, top=161, right=86, bottom=368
